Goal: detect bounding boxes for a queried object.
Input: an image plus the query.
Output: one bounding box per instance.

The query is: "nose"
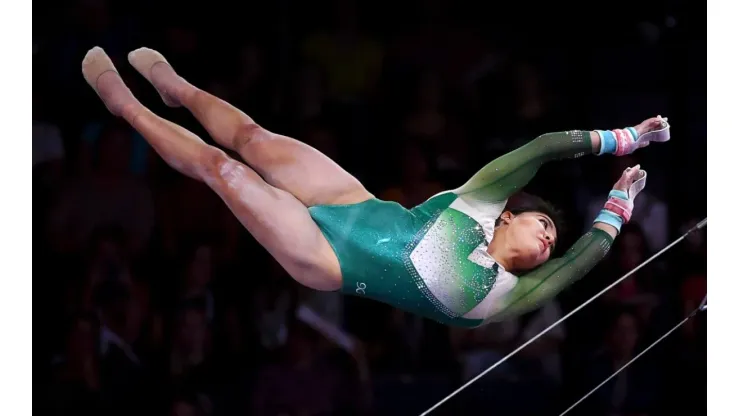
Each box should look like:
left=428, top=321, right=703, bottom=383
left=543, top=233, right=553, bottom=248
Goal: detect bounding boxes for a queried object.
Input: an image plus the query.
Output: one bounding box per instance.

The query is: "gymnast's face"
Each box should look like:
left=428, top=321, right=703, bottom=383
left=497, top=211, right=557, bottom=271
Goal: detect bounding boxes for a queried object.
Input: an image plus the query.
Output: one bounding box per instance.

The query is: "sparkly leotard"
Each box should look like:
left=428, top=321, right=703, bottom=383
left=309, top=130, right=614, bottom=327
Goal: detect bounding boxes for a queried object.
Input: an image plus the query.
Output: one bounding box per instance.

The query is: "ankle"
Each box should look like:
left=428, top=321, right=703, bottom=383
left=151, top=64, right=189, bottom=94
left=178, top=85, right=200, bottom=107
left=122, top=103, right=145, bottom=125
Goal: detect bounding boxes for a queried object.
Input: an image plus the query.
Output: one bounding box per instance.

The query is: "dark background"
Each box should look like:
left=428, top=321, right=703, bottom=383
left=33, top=0, right=707, bottom=415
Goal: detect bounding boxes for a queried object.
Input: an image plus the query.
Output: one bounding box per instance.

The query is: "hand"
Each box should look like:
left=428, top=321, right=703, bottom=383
left=633, top=116, right=667, bottom=137
left=613, top=164, right=646, bottom=194
left=628, top=115, right=670, bottom=153
left=594, top=165, right=647, bottom=237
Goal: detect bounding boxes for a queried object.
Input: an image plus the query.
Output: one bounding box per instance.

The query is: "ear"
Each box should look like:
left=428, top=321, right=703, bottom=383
left=499, top=211, right=514, bottom=225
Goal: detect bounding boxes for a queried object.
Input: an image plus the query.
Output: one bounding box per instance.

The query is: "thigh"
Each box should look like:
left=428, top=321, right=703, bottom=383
left=204, top=151, right=343, bottom=291
left=236, top=129, right=373, bottom=207
left=180, top=86, right=371, bottom=207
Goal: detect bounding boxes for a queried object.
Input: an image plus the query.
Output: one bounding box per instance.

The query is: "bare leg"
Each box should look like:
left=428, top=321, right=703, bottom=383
left=81, top=47, right=342, bottom=291
left=127, top=47, right=373, bottom=207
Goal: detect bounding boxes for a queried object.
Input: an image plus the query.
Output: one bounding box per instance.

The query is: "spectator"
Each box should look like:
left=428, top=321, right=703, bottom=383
left=576, top=308, right=660, bottom=416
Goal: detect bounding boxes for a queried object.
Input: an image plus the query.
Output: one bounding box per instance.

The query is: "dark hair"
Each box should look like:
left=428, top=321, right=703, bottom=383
left=495, top=192, right=566, bottom=241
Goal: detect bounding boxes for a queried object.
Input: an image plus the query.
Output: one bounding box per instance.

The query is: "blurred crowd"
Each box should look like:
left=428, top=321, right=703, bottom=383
left=33, top=0, right=706, bottom=415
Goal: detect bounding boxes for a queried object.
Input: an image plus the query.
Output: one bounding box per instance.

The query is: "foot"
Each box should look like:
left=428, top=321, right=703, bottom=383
left=82, top=47, right=141, bottom=118
left=128, top=47, right=188, bottom=107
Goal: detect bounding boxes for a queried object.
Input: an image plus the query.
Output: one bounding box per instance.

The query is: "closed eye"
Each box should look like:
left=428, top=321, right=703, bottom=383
left=539, top=218, right=555, bottom=250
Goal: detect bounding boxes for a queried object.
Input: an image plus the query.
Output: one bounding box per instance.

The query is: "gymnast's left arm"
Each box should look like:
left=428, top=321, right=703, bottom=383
left=484, top=165, right=647, bottom=324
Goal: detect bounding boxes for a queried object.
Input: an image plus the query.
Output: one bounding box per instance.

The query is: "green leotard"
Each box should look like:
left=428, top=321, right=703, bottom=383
left=309, top=130, right=614, bottom=328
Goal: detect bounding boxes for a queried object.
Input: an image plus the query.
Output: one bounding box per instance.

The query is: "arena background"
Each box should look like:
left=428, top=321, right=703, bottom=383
left=33, top=0, right=707, bottom=414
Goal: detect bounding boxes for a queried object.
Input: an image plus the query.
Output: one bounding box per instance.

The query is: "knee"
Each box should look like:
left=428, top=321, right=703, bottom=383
left=233, top=122, right=270, bottom=152
left=200, top=146, right=227, bottom=173
left=199, top=147, right=245, bottom=186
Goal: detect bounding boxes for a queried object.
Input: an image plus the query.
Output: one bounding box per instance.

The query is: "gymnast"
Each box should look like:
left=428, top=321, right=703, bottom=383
left=81, top=46, right=670, bottom=328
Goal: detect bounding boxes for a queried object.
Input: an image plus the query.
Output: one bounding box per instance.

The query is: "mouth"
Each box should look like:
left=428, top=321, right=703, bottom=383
left=538, top=239, right=546, bottom=252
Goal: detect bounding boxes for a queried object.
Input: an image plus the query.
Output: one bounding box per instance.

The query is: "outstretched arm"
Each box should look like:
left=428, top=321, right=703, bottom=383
left=453, top=117, right=668, bottom=205
left=452, top=130, right=596, bottom=204
left=484, top=165, right=647, bottom=323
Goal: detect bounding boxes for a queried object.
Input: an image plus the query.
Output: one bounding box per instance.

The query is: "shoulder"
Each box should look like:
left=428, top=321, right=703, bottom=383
left=464, top=268, right=520, bottom=322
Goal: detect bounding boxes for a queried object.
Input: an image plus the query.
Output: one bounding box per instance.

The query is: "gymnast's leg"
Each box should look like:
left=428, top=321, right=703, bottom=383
left=127, top=47, right=373, bottom=207
left=81, top=47, right=342, bottom=291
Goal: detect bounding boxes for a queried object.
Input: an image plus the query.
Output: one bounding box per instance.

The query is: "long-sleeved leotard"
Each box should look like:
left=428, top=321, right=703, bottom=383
left=309, top=130, right=613, bottom=327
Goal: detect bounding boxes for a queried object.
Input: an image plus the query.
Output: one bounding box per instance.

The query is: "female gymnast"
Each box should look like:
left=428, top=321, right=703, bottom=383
left=82, top=46, right=671, bottom=328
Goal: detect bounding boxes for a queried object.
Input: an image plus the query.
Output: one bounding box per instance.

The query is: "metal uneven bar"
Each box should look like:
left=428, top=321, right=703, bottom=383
left=419, top=218, right=707, bottom=415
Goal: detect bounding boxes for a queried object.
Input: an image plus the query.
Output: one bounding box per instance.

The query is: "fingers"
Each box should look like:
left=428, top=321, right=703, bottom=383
left=619, top=164, right=644, bottom=184
left=613, top=164, right=647, bottom=194
left=624, top=164, right=640, bottom=175
left=631, top=168, right=645, bottom=182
